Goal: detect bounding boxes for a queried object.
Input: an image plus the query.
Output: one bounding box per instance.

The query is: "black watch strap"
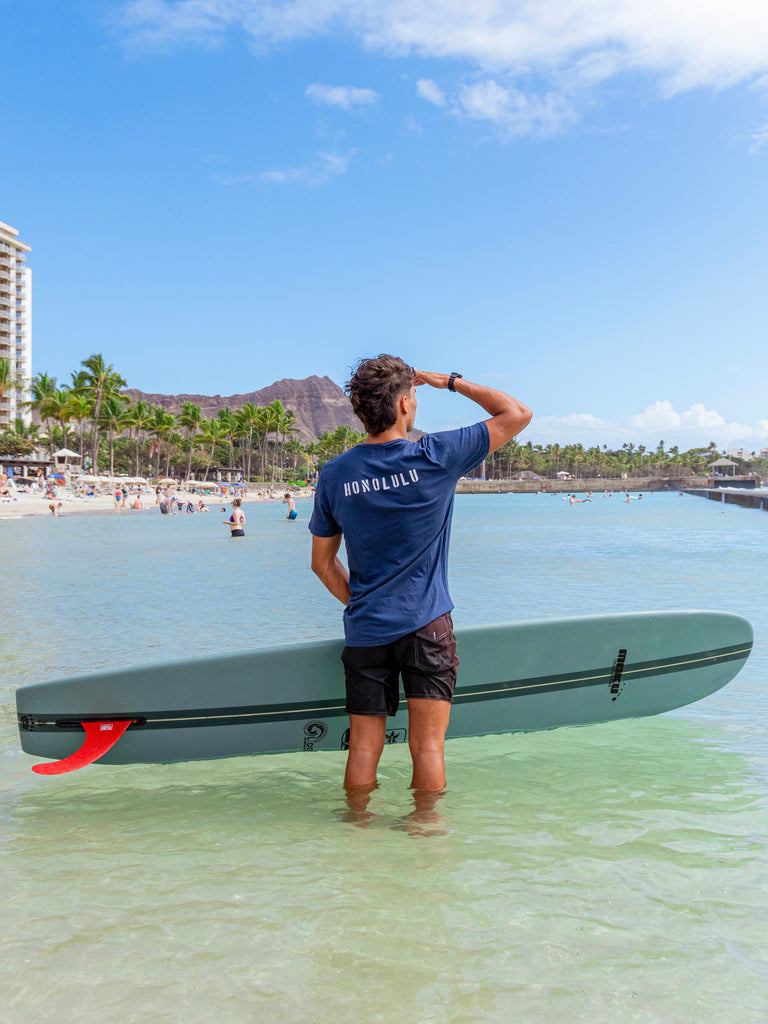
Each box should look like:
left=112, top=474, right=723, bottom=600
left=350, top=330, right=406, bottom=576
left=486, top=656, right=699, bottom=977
left=448, top=372, right=463, bottom=392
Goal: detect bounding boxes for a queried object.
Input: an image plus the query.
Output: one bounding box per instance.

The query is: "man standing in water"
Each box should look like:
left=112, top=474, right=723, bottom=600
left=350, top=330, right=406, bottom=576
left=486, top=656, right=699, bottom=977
left=309, top=356, right=531, bottom=793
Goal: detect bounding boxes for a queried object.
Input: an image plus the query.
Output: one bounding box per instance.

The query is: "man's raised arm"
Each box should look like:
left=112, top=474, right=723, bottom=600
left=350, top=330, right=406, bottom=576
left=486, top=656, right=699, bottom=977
left=413, top=370, right=532, bottom=453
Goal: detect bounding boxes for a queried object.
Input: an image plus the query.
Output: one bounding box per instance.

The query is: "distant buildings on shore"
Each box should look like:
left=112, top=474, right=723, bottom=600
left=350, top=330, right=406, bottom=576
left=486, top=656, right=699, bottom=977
left=727, top=448, right=768, bottom=461
left=0, top=219, right=32, bottom=430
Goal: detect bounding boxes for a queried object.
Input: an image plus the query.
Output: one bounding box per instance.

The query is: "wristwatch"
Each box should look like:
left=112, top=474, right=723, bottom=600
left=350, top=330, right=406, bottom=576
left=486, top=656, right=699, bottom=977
left=448, top=372, right=463, bottom=392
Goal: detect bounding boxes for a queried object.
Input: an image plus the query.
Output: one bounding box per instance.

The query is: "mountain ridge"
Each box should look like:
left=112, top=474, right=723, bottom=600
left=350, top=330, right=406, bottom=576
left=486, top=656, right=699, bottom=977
left=123, top=375, right=364, bottom=443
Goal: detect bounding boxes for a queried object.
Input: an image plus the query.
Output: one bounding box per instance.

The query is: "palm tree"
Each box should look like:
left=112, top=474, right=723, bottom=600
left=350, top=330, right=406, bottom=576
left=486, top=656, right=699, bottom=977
left=277, top=410, right=297, bottom=479
left=10, top=416, right=39, bottom=441
left=98, top=394, right=130, bottom=478
left=198, top=418, right=228, bottom=481
left=284, top=436, right=306, bottom=479
left=125, top=399, right=154, bottom=475
left=26, top=372, right=58, bottom=454
left=216, top=407, right=238, bottom=477
left=40, top=387, right=74, bottom=452
left=236, top=403, right=263, bottom=480
left=0, top=356, right=24, bottom=407
left=177, top=401, right=203, bottom=481
left=66, top=392, right=92, bottom=462
left=264, top=400, right=285, bottom=480
left=333, top=424, right=364, bottom=453
left=150, top=406, right=176, bottom=479
left=80, top=354, right=126, bottom=473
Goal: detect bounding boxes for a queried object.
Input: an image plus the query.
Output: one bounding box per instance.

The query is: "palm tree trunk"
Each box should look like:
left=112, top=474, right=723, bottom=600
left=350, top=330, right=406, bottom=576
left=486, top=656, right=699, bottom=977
left=91, top=389, right=103, bottom=473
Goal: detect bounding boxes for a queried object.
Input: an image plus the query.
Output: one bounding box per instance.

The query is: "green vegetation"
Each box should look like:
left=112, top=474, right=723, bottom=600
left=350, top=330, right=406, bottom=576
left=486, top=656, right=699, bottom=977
left=3, top=353, right=765, bottom=482
left=485, top=439, right=768, bottom=481
left=5, top=353, right=366, bottom=481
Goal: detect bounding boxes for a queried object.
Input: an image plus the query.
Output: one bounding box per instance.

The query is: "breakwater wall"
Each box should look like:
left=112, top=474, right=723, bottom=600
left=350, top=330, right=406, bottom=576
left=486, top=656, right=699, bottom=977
left=456, top=477, right=710, bottom=495
left=684, top=488, right=768, bottom=512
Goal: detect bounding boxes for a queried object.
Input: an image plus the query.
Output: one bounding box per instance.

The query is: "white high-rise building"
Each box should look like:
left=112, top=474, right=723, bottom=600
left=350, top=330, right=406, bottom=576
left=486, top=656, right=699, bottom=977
left=0, top=220, right=32, bottom=430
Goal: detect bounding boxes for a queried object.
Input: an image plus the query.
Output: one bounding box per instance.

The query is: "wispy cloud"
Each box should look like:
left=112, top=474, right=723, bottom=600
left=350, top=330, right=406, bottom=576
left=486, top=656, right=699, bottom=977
left=452, top=79, right=576, bottom=136
left=306, top=83, right=380, bottom=110
left=529, top=400, right=768, bottom=448
left=116, top=2, right=768, bottom=140
left=119, top=2, right=768, bottom=97
left=217, top=149, right=358, bottom=187
left=749, top=122, right=768, bottom=153
left=416, top=78, right=446, bottom=107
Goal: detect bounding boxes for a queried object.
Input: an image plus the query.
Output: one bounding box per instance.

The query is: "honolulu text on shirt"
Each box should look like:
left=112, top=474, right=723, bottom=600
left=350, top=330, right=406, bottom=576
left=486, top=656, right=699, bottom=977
left=342, top=468, right=420, bottom=497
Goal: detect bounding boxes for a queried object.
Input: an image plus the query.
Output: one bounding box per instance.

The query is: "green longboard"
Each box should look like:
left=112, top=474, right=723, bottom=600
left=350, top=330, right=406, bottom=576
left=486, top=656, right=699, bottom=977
left=16, top=610, right=753, bottom=771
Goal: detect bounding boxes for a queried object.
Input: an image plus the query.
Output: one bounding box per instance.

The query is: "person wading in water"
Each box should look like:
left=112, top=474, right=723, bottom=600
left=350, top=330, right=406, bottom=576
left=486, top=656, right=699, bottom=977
left=309, top=355, right=531, bottom=797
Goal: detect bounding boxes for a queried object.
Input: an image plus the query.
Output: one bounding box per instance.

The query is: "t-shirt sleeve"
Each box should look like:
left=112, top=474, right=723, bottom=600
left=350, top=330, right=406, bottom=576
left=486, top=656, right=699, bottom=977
left=308, top=470, right=342, bottom=537
left=421, top=421, right=490, bottom=479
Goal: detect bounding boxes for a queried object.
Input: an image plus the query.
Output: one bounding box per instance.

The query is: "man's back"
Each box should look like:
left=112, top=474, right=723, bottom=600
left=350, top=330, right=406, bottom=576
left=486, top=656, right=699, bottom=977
left=309, top=423, right=488, bottom=645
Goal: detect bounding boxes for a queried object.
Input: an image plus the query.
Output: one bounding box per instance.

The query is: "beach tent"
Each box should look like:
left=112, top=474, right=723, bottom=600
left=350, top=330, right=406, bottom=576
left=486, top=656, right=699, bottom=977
left=53, top=449, right=82, bottom=467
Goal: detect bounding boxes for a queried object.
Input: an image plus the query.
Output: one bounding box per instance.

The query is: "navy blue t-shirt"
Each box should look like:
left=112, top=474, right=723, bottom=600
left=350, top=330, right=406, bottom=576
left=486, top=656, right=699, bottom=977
left=309, top=422, right=489, bottom=646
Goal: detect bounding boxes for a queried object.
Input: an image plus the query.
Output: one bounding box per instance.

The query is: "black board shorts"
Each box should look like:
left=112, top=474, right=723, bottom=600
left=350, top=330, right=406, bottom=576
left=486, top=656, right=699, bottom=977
left=341, top=612, right=459, bottom=716
left=230, top=529, right=245, bottom=537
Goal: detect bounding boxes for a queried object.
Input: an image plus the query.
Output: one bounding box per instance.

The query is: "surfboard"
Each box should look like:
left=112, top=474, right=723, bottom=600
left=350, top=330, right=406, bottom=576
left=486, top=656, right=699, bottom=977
left=16, top=610, right=753, bottom=773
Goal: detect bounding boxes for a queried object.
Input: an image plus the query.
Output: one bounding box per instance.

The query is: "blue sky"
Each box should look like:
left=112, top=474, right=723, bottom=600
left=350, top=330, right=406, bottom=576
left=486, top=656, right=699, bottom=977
left=3, top=0, right=768, bottom=449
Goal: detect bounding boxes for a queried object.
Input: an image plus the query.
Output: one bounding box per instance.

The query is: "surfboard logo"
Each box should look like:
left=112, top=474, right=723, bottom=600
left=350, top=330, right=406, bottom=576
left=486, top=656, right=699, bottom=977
left=610, top=649, right=628, bottom=700
left=303, top=720, right=328, bottom=750
left=339, top=728, right=407, bottom=750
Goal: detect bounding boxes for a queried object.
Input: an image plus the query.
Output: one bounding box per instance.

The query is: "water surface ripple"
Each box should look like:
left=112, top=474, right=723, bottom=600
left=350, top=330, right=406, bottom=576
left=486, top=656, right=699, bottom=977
left=2, top=493, right=767, bottom=1022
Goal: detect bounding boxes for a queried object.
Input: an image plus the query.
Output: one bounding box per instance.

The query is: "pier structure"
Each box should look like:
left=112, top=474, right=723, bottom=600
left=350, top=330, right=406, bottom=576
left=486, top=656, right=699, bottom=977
left=456, top=476, right=711, bottom=495
left=683, top=487, right=768, bottom=512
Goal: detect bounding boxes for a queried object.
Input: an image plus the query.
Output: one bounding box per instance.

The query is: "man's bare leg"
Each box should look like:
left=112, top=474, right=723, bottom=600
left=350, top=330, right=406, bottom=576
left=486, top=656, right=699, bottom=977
left=407, top=698, right=452, bottom=791
left=344, top=714, right=387, bottom=789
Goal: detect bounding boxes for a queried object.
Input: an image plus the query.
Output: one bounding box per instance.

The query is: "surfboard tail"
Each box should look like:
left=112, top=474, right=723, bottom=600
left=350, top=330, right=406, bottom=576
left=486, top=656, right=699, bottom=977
left=31, top=720, right=135, bottom=775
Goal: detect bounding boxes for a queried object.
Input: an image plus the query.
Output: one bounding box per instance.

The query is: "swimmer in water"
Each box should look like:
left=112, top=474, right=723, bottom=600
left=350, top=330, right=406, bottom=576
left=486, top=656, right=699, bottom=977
left=224, top=497, right=245, bottom=537
left=283, top=491, right=298, bottom=520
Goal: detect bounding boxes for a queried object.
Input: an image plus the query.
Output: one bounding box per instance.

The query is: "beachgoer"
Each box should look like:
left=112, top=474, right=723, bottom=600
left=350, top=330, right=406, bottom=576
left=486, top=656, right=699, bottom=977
left=197, top=500, right=208, bottom=512
left=309, top=356, right=531, bottom=793
left=283, top=491, right=298, bottom=520
left=159, top=489, right=174, bottom=514
left=224, top=497, right=245, bottom=537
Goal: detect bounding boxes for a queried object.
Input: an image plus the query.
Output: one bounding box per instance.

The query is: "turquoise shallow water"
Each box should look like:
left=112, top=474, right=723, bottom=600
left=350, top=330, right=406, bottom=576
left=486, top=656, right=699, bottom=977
left=2, top=493, right=768, bottom=1022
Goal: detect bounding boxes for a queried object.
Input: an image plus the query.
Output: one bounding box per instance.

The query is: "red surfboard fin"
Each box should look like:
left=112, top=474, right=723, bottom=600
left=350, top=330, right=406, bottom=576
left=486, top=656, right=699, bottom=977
left=31, top=720, right=134, bottom=775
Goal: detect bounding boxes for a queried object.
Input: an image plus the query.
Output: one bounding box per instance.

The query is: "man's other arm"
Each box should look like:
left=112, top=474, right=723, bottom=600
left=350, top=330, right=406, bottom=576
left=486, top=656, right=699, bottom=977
left=311, top=533, right=351, bottom=606
left=413, top=371, right=532, bottom=453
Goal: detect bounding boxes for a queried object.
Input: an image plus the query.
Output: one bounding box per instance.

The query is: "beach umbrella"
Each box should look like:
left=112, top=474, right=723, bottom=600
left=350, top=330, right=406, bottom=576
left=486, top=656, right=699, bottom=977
left=76, top=475, right=99, bottom=484
left=158, top=478, right=176, bottom=485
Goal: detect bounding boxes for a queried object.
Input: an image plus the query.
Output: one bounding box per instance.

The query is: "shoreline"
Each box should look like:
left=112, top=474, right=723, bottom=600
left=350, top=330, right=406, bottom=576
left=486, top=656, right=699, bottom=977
left=0, top=486, right=314, bottom=520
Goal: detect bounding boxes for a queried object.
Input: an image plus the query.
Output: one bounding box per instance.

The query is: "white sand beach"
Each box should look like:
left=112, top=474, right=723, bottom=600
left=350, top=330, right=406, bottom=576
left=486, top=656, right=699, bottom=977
left=0, top=484, right=313, bottom=519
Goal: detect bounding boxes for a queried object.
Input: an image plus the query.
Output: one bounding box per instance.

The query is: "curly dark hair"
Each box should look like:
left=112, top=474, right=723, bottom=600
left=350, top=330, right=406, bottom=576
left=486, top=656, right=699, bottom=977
left=345, top=354, right=414, bottom=436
